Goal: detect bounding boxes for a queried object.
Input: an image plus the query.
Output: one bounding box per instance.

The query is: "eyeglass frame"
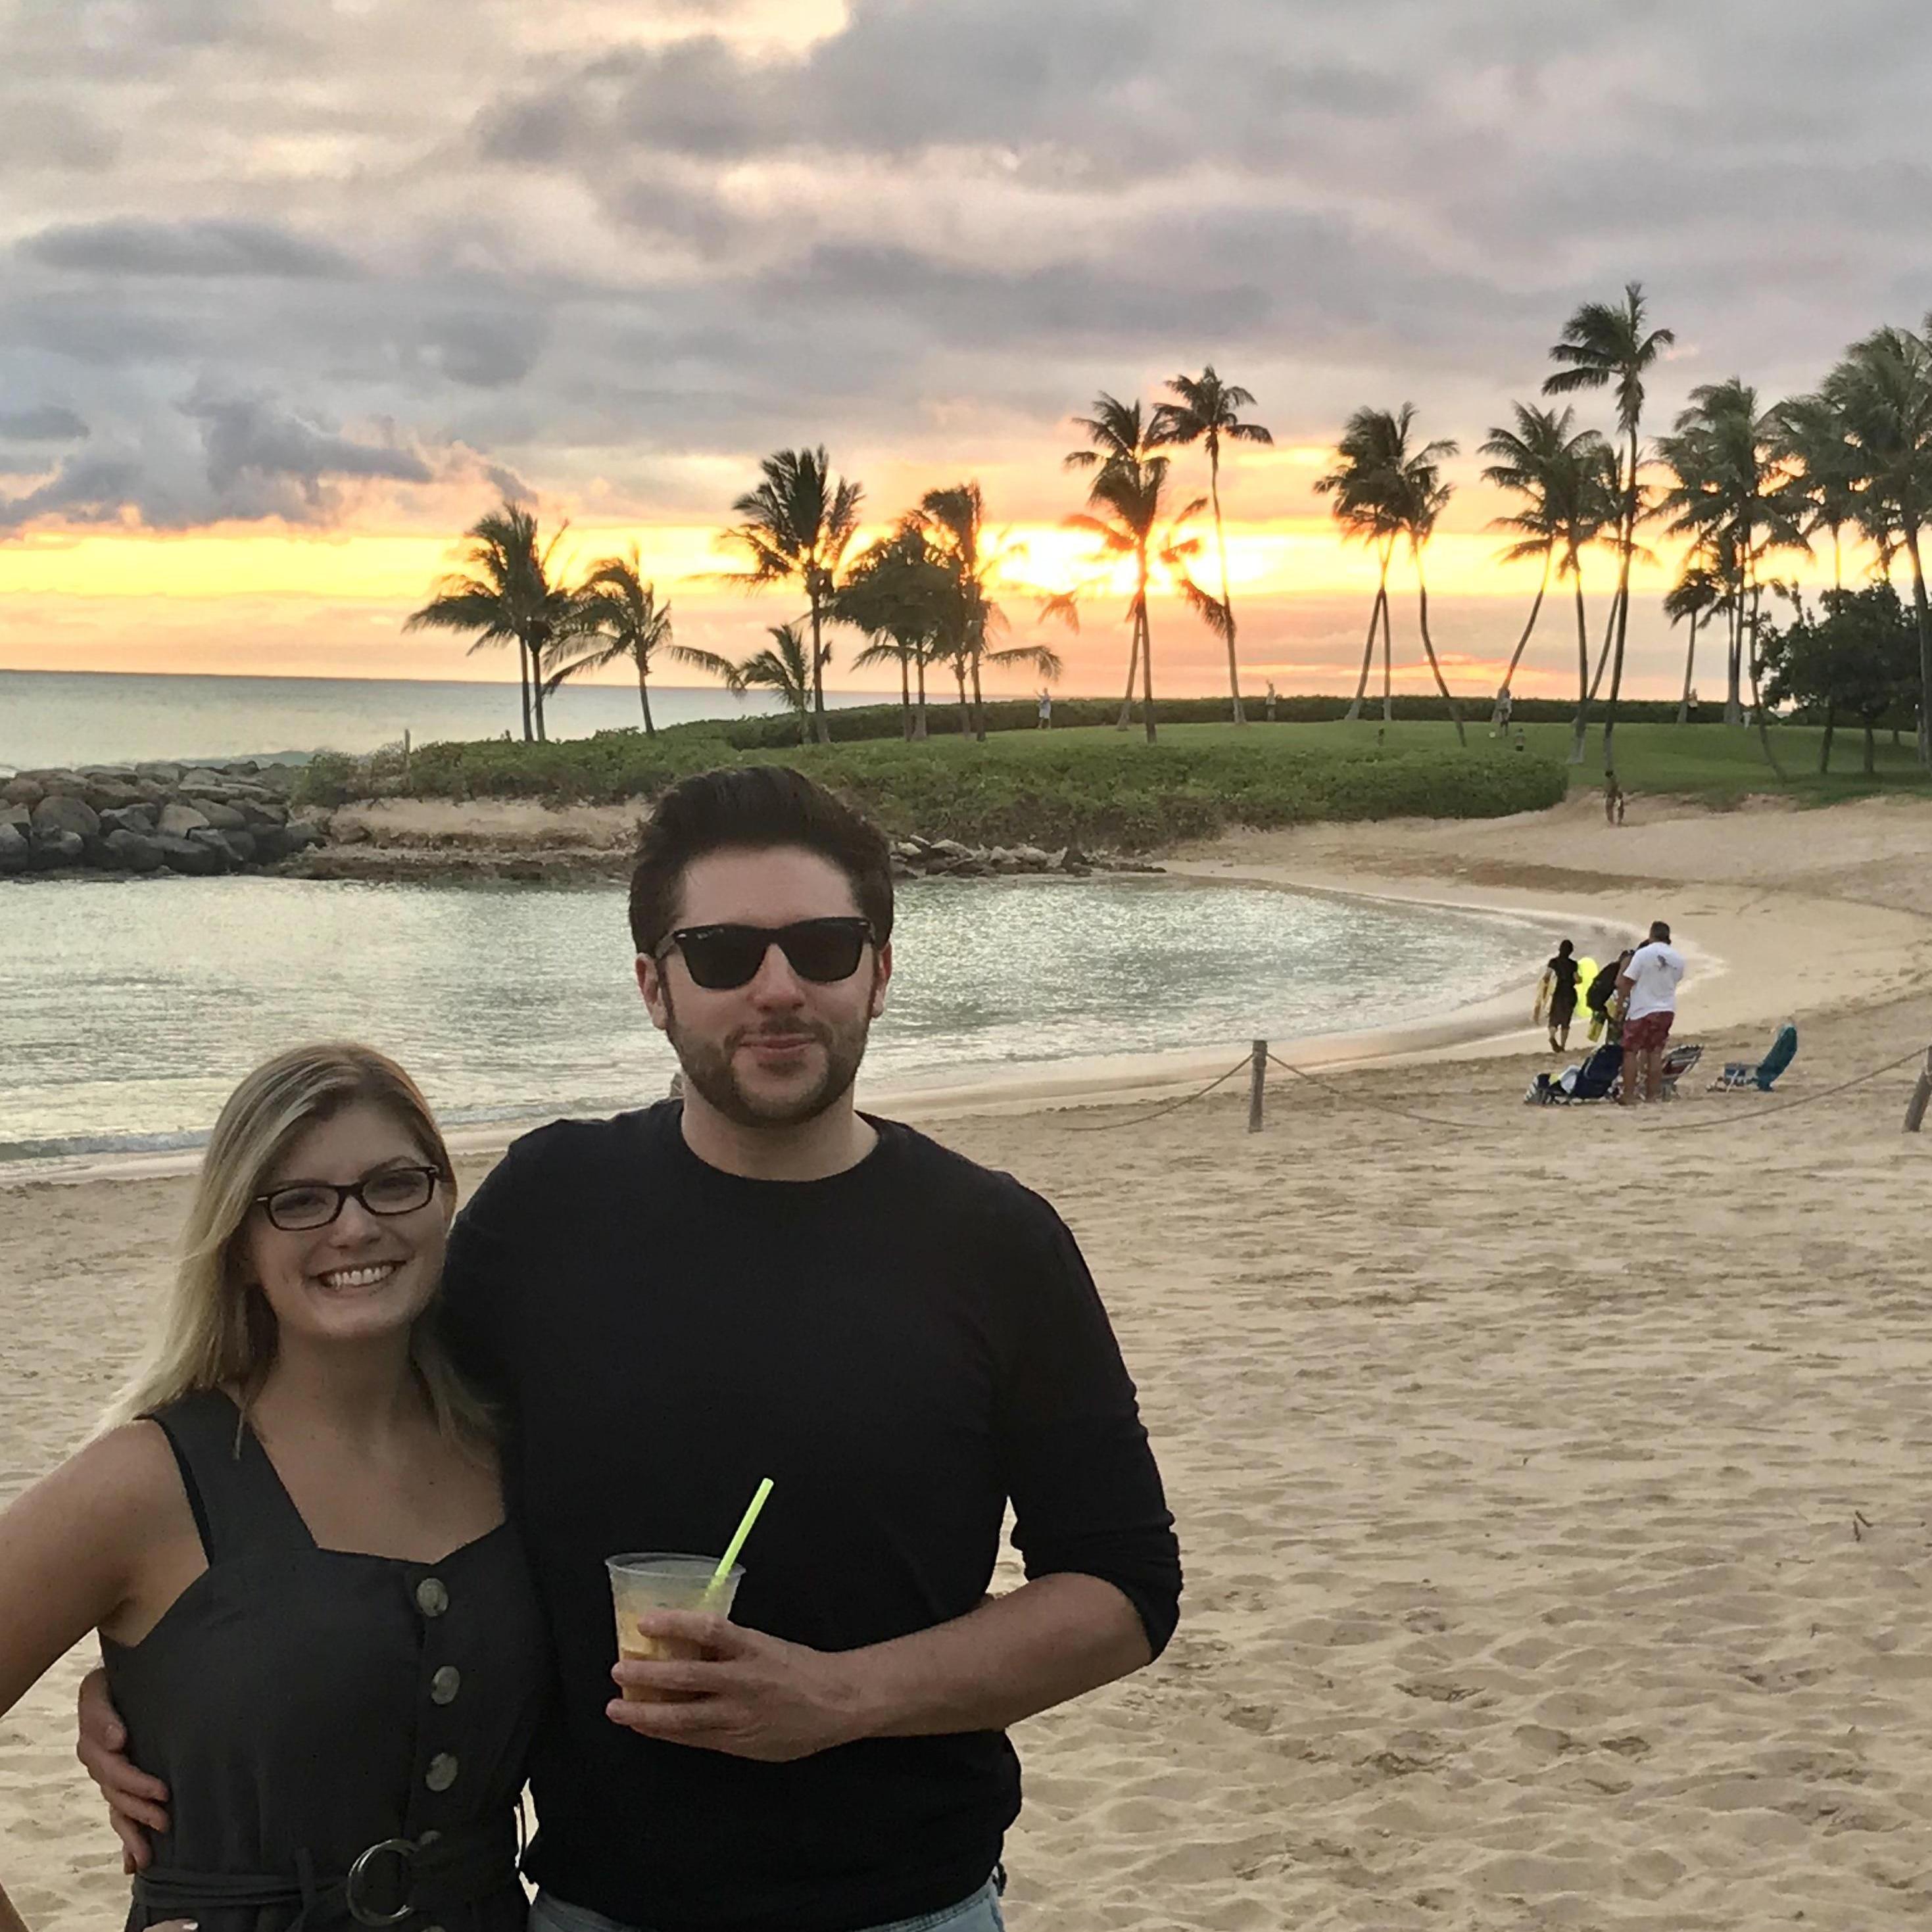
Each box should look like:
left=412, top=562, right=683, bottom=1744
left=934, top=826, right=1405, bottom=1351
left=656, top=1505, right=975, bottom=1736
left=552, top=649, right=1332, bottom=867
left=652, top=917, right=878, bottom=989
left=251, top=1163, right=447, bottom=1232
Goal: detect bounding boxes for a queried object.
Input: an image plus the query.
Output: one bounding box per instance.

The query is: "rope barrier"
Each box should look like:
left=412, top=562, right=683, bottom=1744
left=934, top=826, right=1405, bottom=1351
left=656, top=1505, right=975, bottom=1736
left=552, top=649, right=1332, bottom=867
left=1063, top=1055, right=1255, bottom=1132
left=1263, top=1044, right=1932, bottom=1138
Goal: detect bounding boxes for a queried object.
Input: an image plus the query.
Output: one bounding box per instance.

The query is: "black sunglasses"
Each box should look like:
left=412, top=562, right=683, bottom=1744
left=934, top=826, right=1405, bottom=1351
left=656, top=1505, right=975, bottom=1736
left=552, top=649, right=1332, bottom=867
left=658, top=918, right=875, bottom=992
left=253, top=1164, right=444, bottom=1232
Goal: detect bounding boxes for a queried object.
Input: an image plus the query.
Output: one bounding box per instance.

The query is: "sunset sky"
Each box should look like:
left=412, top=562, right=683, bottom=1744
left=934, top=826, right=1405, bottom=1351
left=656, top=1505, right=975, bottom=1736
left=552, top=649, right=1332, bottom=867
left=4, top=0, right=1929, bottom=700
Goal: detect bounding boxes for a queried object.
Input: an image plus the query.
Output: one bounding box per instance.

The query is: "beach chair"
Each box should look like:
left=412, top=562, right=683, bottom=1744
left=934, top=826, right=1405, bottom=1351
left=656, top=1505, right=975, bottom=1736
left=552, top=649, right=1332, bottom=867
left=1711, top=1023, right=1798, bottom=1092
left=1526, top=1042, right=1622, bottom=1105
left=1610, top=1040, right=1702, bottom=1100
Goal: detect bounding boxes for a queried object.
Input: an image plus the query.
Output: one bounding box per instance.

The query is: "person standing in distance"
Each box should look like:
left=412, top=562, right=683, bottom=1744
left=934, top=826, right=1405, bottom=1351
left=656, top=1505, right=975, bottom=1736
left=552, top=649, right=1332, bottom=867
left=1617, top=920, right=1686, bottom=1104
left=82, top=765, right=1181, bottom=1932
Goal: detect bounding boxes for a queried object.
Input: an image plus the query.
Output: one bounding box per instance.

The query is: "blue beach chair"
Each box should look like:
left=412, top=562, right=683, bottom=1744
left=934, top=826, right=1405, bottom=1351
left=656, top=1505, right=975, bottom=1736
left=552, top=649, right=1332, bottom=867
left=1712, top=1023, right=1798, bottom=1092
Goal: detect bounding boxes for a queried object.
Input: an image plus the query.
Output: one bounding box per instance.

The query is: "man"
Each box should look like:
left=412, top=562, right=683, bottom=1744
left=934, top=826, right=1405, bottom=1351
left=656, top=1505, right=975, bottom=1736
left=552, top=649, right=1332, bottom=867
left=1587, top=948, right=1631, bottom=1044
left=1036, top=687, right=1052, bottom=729
left=1617, top=920, right=1686, bottom=1105
left=80, top=765, right=1180, bottom=1932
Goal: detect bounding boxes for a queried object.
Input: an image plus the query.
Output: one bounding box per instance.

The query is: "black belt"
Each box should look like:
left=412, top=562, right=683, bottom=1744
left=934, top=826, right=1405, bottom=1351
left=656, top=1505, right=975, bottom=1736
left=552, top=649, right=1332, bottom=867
left=133, top=1814, right=518, bottom=1931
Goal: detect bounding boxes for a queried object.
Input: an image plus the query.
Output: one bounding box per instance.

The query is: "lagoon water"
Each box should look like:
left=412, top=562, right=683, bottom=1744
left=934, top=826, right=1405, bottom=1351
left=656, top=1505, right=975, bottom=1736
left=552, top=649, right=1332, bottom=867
left=1, top=873, right=1535, bottom=1163
left=0, top=669, right=861, bottom=771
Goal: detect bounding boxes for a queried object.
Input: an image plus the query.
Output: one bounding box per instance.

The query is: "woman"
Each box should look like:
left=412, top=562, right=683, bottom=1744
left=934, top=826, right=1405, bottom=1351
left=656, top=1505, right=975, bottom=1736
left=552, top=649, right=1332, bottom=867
left=0, top=1044, right=545, bottom=1932
left=1537, top=938, right=1581, bottom=1053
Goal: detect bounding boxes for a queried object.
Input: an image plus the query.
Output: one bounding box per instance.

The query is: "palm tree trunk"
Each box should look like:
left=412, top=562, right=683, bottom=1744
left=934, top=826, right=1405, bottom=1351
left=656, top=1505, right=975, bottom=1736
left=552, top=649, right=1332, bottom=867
left=954, top=664, right=971, bottom=737
left=914, top=652, right=929, bottom=740
left=1904, top=523, right=1932, bottom=768
left=809, top=596, right=831, bottom=746
left=637, top=656, right=656, bottom=735
left=1493, top=556, right=1551, bottom=723
left=1820, top=702, right=1835, bottom=773
left=1412, top=540, right=1465, bottom=746
left=1567, top=546, right=1590, bottom=765
left=1379, top=577, right=1393, bottom=728
left=1725, top=564, right=1745, bottom=725
left=1864, top=716, right=1877, bottom=775
left=898, top=649, right=913, bottom=740
left=1138, top=598, right=1157, bottom=745
left=1209, top=445, right=1245, bottom=724
left=970, top=635, right=986, bottom=744
left=1601, top=425, right=1639, bottom=775
left=1116, top=619, right=1140, bottom=730
left=1745, top=575, right=1785, bottom=781
left=1676, top=612, right=1699, bottom=725
left=1345, top=543, right=1393, bottom=721
left=531, top=639, right=549, bottom=742
left=517, top=642, right=534, bottom=743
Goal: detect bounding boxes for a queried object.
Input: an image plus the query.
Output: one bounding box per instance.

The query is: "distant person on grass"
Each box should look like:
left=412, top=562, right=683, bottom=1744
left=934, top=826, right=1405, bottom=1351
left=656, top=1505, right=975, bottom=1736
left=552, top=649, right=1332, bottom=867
left=1605, top=771, right=1626, bottom=827
left=82, top=765, right=1180, bottom=1932
left=1036, top=687, right=1052, bottom=729
left=1536, top=939, right=1581, bottom=1052
left=1617, top=921, right=1686, bottom=1105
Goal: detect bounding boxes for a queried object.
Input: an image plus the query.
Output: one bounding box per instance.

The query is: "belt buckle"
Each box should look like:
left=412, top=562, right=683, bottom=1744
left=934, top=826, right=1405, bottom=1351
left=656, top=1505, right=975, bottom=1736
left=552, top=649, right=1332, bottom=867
left=345, top=1837, right=418, bottom=1927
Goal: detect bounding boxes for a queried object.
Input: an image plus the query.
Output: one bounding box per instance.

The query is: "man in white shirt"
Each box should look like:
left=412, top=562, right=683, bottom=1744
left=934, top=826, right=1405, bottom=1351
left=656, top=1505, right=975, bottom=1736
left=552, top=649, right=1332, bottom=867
left=1617, top=920, right=1687, bottom=1104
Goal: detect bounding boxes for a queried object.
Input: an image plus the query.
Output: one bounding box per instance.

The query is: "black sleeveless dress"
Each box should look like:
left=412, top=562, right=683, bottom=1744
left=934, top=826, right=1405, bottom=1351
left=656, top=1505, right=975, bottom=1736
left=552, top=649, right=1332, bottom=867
left=103, top=1389, right=548, bottom=1932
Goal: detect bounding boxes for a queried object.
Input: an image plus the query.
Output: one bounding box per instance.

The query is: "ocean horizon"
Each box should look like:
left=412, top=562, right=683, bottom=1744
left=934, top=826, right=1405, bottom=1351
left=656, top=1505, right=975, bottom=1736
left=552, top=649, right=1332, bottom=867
left=0, top=667, right=891, bottom=771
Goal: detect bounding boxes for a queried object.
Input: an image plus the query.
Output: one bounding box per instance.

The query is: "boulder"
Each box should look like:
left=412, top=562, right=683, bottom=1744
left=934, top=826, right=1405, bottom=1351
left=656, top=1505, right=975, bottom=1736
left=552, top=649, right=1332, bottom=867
left=221, top=760, right=261, bottom=776
left=29, top=824, right=85, bottom=869
left=237, top=798, right=289, bottom=829
left=254, top=765, right=297, bottom=794
left=101, top=804, right=158, bottom=836
left=1012, top=844, right=1054, bottom=871
left=282, top=819, right=326, bottom=852
left=187, top=796, right=249, bottom=831
left=927, top=838, right=974, bottom=860
left=153, top=833, right=224, bottom=876
left=1, top=804, right=30, bottom=833
left=82, top=833, right=120, bottom=869
left=106, top=827, right=164, bottom=873
left=32, top=793, right=101, bottom=839
left=2, top=776, right=43, bottom=808
left=0, top=821, right=28, bottom=873
left=135, top=762, right=183, bottom=785
left=180, top=767, right=229, bottom=792
left=157, top=802, right=211, bottom=837
left=186, top=827, right=237, bottom=871
left=82, top=779, right=149, bottom=813
left=216, top=828, right=258, bottom=863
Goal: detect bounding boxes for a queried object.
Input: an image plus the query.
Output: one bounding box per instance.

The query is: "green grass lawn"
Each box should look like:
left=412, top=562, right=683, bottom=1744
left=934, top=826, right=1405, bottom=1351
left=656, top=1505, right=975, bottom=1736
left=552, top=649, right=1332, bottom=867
left=1057, top=717, right=1932, bottom=806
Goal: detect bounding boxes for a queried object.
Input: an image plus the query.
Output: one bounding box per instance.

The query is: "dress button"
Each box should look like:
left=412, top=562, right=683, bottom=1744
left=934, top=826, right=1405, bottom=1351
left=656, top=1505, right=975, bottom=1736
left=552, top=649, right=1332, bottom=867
left=430, top=1665, right=461, bottom=1706
left=424, top=1753, right=459, bottom=1793
left=416, top=1578, right=449, bottom=1618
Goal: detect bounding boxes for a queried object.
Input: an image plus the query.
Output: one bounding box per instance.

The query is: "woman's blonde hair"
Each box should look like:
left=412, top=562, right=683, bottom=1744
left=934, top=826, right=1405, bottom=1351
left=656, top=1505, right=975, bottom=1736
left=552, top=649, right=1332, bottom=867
left=105, top=1042, right=493, bottom=1447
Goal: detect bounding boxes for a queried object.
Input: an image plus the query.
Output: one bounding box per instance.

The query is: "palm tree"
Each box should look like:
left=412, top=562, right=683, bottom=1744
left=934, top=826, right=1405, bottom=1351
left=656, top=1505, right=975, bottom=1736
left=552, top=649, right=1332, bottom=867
left=1823, top=317, right=1932, bottom=765
left=722, top=448, right=863, bottom=745
left=1153, top=367, right=1272, bottom=723
left=404, top=502, right=572, bottom=742
left=733, top=623, right=813, bottom=744
left=1656, top=378, right=1806, bottom=776
left=1543, top=281, right=1676, bottom=772
left=1066, top=395, right=1167, bottom=727
left=1663, top=561, right=1725, bottom=725
left=1391, top=430, right=1467, bottom=746
left=542, top=546, right=740, bottom=734
left=1776, top=391, right=1861, bottom=591
left=917, top=483, right=1049, bottom=743
left=1314, top=408, right=1411, bottom=727
left=1480, top=404, right=1607, bottom=725
left=1064, top=450, right=1227, bottom=745
left=833, top=523, right=952, bottom=739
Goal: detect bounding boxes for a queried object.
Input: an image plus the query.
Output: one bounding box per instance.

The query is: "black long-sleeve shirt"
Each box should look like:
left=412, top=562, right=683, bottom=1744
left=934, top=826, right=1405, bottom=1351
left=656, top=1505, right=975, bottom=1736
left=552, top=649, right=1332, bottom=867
left=441, top=1103, right=1180, bottom=1932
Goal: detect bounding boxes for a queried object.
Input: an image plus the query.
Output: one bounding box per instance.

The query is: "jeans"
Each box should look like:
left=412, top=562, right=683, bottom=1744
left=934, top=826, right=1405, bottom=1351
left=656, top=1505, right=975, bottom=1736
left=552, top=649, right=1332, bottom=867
left=529, top=1872, right=1005, bottom=1932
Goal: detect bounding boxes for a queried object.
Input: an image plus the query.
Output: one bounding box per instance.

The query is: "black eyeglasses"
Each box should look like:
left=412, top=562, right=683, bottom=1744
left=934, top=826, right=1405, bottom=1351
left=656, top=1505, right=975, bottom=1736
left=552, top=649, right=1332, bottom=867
left=658, top=918, right=875, bottom=992
left=253, top=1165, right=444, bottom=1232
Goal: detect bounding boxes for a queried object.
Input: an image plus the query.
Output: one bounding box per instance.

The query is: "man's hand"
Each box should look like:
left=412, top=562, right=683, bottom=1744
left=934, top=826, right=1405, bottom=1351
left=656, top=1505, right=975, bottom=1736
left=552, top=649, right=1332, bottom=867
left=608, top=1614, right=868, bottom=1762
left=76, top=1668, right=171, bottom=1872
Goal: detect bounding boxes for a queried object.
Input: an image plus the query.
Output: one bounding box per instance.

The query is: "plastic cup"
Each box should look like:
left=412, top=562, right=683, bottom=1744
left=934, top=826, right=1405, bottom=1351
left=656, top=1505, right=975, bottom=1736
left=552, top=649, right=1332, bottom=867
left=606, top=1552, right=744, bottom=1704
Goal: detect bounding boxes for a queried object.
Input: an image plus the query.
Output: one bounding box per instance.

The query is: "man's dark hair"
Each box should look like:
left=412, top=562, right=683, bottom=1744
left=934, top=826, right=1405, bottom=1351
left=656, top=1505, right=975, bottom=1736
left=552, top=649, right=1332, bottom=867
left=628, top=765, right=895, bottom=957
left=1557, top=939, right=1574, bottom=956
left=1649, top=920, right=1671, bottom=943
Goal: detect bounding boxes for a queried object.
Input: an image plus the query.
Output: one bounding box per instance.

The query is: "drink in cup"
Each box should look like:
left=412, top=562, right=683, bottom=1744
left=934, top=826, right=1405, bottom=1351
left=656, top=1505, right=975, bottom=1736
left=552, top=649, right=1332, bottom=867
left=606, top=1552, right=744, bottom=1704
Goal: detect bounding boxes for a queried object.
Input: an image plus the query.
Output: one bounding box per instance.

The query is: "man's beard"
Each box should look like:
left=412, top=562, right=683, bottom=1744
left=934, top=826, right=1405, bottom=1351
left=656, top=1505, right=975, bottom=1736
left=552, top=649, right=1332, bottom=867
left=662, top=984, right=875, bottom=1129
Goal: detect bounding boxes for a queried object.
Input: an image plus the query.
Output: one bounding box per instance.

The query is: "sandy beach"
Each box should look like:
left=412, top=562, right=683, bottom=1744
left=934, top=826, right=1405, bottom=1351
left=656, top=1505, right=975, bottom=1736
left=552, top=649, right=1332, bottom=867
left=6, top=794, right=1932, bottom=1929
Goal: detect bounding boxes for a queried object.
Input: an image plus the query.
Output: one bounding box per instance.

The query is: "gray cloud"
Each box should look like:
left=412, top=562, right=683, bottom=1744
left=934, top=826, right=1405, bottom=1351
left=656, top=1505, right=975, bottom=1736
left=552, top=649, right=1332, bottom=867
left=22, top=218, right=356, bottom=279
left=0, top=405, right=89, bottom=441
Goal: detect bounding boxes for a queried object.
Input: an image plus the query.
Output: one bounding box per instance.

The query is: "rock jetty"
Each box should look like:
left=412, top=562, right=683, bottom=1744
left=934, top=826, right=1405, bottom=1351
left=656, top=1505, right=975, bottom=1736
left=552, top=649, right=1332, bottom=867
left=0, top=763, right=327, bottom=879
left=888, top=836, right=1161, bottom=880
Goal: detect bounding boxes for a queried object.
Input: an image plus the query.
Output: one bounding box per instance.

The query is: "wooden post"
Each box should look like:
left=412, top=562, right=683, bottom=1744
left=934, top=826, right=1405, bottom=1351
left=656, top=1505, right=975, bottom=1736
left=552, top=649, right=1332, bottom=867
left=402, top=727, right=412, bottom=785
left=1905, top=1048, right=1932, bottom=1133
left=1248, top=1039, right=1267, bottom=1134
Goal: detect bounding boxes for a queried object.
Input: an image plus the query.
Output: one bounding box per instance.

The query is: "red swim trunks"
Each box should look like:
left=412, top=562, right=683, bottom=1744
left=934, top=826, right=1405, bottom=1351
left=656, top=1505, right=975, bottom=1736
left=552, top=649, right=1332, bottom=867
left=1622, top=1009, right=1674, bottom=1054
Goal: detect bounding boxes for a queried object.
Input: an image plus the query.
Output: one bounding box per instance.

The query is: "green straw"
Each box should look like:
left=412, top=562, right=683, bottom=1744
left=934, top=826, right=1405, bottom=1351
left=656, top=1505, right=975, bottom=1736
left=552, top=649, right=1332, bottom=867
left=706, top=1476, right=774, bottom=1601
